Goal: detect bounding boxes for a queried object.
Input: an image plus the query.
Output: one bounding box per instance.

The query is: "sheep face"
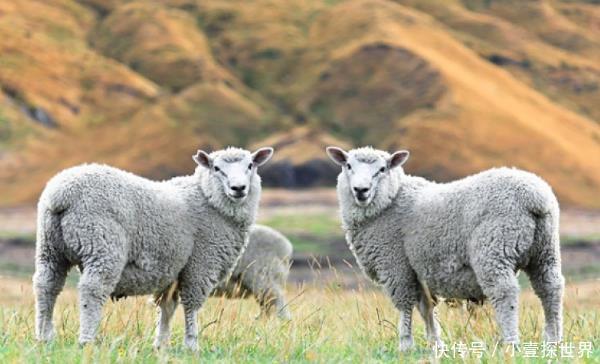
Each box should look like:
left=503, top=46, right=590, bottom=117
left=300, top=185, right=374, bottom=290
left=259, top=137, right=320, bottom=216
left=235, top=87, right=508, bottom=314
left=194, top=147, right=273, bottom=203
left=327, top=147, right=409, bottom=207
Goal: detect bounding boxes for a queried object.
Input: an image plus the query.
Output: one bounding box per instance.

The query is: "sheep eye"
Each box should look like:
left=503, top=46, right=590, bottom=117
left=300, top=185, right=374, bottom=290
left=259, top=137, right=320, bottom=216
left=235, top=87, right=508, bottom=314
left=379, top=167, right=385, bottom=173
left=248, top=163, right=253, bottom=170
left=214, top=166, right=220, bottom=172
left=347, top=164, right=352, bottom=170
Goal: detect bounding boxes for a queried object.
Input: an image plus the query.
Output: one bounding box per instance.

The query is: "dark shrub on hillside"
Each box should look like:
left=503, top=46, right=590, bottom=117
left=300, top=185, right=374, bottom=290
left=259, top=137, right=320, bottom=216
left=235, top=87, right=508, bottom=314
left=260, top=159, right=338, bottom=188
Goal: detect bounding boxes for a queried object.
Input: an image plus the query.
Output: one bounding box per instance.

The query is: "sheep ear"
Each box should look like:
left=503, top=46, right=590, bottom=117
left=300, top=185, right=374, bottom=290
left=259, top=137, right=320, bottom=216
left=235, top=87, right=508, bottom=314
left=193, top=150, right=212, bottom=169
left=326, top=146, right=348, bottom=166
left=252, top=147, right=274, bottom=167
left=388, top=150, right=409, bottom=169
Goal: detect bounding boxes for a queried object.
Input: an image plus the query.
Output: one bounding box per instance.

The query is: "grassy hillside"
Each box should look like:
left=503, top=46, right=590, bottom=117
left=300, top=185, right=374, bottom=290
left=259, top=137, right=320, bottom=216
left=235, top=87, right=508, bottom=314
left=0, top=0, right=599, bottom=207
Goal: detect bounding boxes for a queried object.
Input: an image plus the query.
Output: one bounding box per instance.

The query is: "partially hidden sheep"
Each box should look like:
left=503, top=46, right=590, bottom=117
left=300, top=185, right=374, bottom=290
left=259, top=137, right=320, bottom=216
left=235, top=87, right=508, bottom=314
left=201, top=224, right=292, bottom=319
left=156, top=224, right=292, bottom=320
left=33, top=147, right=274, bottom=350
left=326, top=146, right=563, bottom=351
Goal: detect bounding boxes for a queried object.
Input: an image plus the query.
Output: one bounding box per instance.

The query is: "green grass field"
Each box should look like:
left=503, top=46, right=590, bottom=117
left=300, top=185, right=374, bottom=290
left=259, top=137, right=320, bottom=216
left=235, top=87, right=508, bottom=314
left=260, top=214, right=342, bottom=237
left=0, top=275, right=598, bottom=363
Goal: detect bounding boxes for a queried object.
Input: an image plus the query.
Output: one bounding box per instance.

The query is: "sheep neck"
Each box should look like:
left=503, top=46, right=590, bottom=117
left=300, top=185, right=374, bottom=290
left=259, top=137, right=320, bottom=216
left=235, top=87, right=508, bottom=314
left=340, top=173, right=431, bottom=230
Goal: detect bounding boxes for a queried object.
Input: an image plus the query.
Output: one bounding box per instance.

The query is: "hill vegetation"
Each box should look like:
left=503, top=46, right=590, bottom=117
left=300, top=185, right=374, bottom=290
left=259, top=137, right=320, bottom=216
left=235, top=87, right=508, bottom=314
left=0, top=0, right=599, bottom=208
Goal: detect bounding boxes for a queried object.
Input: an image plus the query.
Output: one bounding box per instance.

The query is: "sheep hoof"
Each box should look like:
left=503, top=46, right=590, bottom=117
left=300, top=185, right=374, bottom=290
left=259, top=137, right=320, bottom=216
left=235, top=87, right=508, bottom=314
left=501, top=341, right=521, bottom=355
left=278, top=310, right=292, bottom=321
left=36, top=329, right=55, bottom=343
left=431, top=338, right=445, bottom=350
left=543, top=331, right=561, bottom=343
left=399, top=336, right=414, bottom=352
left=78, top=337, right=94, bottom=347
left=153, top=338, right=169, bottom=350
left=502, top=339, right=520, bottom=353
left=184, top=336, right=199, bottom=352
left=503, top=336, right=519, bottom=345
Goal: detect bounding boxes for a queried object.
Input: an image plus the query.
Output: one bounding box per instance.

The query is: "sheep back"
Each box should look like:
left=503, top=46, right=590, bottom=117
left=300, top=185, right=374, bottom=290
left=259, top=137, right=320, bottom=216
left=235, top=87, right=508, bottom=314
left=213, top=224, right=292, bottom=298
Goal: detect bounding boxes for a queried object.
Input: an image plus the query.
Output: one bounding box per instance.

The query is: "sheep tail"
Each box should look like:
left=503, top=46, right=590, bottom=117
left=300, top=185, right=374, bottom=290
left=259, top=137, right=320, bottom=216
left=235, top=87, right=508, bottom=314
left=531, top=206, right=561, bottom=260
left=36, top=206, right=66, bottom=253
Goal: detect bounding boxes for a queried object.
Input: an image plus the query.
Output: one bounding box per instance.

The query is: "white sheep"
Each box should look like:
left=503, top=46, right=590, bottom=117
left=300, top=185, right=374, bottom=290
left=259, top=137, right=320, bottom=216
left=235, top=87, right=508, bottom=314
left=32, top=147, right=274, bottom=350
left=326, top=146, right=563, bottom=351
left=158, top=224, right=293, bottom=319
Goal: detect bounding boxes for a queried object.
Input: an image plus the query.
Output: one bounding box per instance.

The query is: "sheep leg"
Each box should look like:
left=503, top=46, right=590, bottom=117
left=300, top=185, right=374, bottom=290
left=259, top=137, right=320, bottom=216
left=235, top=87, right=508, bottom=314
left=471, top=222, right=527, bottom=345
left=181, top=303, right=203, bottom=351
left=474, top=264, right=520, bottom=345
left=486, top=274, right=520, bottom=345
left=179, top=276, right=212, bottom=351
left=255, top=285, right=291, bottom=320
left=525, top=257, right=564, bottom=342
left=78, top=257, right=125, bottom=345
left=33, top=255, right=69, bottom=342
left=255, top=287, right=275, bottom=318
left=153, top=292, right=179, bottom=348
left=272, top=285, right=291, bottom=320
left=244, top=268, right=291, bottom=320
left=386, top=264, right=420, bottom=351
left=417, top=293, right=444, bottom=348
left=272, top=266, right=292, bottom=320
left=397, top=307, right=414, bottom=351
left=388, top=284, right=419, bottom=351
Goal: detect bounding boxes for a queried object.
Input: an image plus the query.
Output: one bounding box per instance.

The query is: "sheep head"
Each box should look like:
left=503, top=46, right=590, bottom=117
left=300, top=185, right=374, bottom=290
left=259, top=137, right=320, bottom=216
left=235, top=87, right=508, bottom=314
left=326, top=146, right=409, bottom=207
left=194, top=147, right=273, bottom=203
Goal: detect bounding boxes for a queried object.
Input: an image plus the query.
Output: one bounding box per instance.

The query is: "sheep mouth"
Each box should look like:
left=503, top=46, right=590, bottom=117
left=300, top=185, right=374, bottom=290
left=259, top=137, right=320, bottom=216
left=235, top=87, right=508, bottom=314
left=354, top=194, right=370, bottom=206
left=228, top=192, right=247, bottom=201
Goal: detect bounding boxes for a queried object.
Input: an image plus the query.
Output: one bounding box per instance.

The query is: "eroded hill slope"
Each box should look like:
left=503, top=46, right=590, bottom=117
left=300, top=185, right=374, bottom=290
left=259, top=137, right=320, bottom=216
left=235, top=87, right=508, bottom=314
left=0, top=0, right=598, bottom=208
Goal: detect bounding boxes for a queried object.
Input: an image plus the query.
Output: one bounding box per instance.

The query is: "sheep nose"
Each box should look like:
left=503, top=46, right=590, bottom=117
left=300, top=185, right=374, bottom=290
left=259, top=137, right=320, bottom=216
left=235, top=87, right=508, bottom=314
left=231, top=185, right=247, bottom=192
left=353, top=187, right=369, bottom=194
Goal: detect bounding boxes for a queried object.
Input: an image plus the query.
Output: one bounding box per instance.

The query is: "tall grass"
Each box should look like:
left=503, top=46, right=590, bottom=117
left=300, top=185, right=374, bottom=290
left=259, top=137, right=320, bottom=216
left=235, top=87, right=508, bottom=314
left=0, top=275, right=598, bottom=363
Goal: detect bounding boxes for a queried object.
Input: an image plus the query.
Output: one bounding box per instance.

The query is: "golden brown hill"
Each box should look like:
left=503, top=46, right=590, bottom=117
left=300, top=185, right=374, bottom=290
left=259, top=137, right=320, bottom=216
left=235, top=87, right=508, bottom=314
left=0, top=1, right=159, bottom=131
left=0, top=89, right=42, bottom=151
left=395, top=0, right=600, bottom=122
left=91, top=2, right=232, bottom=91
left=0, top=0, right=599, bottom=208
left=0, top=79, right=279, bottom=204
left=299, top=43, right=447, bottom=145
